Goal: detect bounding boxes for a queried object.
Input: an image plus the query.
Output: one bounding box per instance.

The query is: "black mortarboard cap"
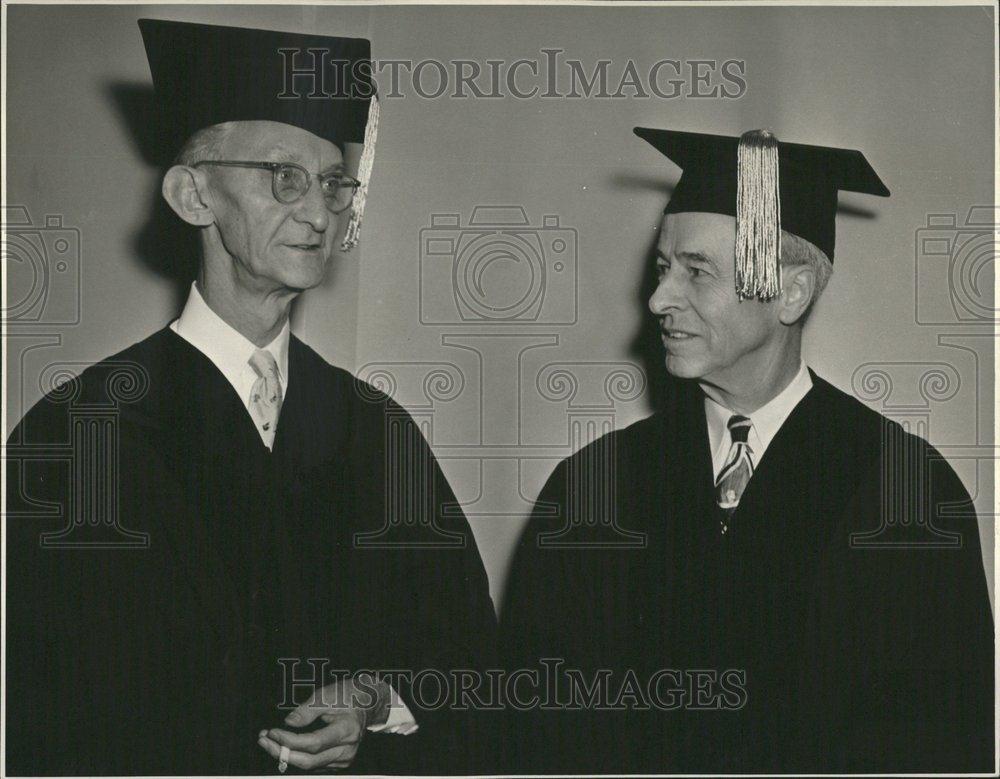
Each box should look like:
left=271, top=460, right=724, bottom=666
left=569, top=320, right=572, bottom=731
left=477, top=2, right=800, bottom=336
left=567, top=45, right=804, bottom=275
left=634, top=127, right=889, bottom=299
left=139, top=19, right=379, bottom=250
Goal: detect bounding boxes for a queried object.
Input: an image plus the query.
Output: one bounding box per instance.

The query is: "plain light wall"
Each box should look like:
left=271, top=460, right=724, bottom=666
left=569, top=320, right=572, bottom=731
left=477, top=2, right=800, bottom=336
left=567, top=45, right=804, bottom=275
left=5, top=4, right=995, bottom=612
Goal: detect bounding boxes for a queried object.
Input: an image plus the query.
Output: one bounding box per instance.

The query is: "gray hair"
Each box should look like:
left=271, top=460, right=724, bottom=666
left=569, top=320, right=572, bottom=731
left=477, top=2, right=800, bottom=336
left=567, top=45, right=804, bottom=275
left=173, top=122, right=234, bottom=167
left=779, top=230, right=832, bottom=314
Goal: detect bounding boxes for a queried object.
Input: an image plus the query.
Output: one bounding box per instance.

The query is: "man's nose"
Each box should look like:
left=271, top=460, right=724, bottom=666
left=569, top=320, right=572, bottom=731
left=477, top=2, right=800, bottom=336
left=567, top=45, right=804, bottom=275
left=292, top=179, right=332, bottom=233
left=648, top=267, right=685, bottom=315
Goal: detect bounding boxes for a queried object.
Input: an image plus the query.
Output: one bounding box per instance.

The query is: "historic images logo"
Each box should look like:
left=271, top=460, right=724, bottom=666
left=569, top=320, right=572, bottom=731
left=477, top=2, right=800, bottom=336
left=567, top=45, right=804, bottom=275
left=278, top=48, right=747, bottom=101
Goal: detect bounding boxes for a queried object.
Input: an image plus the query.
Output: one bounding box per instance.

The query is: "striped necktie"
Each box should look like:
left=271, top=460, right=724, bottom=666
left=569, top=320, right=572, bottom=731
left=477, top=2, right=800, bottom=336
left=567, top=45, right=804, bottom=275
left=715, top=414, right=754, bottom=534
left=248, top=348, right=283, bottom=449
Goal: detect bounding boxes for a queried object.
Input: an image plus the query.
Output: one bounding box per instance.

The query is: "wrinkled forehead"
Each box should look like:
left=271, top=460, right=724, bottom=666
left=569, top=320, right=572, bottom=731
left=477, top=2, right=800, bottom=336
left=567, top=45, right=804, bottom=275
left=221, top=120, right=345, bottom=169
left=658, top=211, right=738, bottom=260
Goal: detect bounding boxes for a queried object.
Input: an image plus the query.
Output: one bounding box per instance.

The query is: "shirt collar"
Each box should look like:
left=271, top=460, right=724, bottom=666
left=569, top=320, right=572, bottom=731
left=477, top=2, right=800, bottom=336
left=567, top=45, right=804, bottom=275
left=171, top=282, right=289, bottom=390
left=750, top=361, right=813, bottom=452
left=704, top=361, right=813, bottom=462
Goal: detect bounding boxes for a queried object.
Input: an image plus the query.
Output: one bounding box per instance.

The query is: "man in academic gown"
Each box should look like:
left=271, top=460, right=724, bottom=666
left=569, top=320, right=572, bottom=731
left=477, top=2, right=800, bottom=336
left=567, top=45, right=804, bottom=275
left=500, top=128, right=994, bottom=773
left=5, top=20, right=496, bottom=776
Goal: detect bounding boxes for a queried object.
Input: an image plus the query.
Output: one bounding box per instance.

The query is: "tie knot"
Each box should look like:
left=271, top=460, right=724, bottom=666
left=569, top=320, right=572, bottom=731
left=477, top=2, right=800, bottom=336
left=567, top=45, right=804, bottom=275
left=727, top=414, right=752, bottom=444
left=249, top=348, right=280, bottom=380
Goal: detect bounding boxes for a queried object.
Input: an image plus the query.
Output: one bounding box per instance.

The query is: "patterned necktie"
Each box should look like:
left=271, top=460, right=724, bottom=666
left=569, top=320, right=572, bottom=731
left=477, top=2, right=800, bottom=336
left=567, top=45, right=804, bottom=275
left=715, top=414, right=754, bottom=534
left=248, top=348, right=283, bottom=449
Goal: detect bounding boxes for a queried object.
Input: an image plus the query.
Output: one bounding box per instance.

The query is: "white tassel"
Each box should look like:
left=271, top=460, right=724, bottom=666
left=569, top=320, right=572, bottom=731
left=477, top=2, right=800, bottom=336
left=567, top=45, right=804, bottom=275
left=341, top=94, right=380, bottom=252
left=735, top=129, right=781, bottom=300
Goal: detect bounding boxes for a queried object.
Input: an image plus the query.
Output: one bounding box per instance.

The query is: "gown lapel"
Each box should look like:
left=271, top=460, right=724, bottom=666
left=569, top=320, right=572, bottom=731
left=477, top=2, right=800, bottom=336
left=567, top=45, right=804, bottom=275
left=147, top=329, right=272, bottom=646
left=724, top=378, right=823, bottom=550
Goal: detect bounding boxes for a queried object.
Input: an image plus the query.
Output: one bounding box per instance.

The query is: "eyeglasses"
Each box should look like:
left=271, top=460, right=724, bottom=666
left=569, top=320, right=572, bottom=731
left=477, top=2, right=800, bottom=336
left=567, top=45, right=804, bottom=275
left=192, top=160, right=361, bottom=214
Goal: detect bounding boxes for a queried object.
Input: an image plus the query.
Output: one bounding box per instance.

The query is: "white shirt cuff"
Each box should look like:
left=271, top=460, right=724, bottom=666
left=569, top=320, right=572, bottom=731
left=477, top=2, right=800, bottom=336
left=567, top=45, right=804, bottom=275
left=366, top=684, right=419, bottom=735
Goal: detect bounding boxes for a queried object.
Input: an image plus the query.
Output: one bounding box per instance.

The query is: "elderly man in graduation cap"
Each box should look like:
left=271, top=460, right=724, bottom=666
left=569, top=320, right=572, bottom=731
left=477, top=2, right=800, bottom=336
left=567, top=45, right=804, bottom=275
left=5, top=19, right=496, bottom=775
left=501, top=128, right=993, bottom=773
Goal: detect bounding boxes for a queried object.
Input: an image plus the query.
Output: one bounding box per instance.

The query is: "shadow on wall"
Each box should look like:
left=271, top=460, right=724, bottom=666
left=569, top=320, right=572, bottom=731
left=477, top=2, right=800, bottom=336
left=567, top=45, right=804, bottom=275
left=107, top=80, right=198, bottom=314
left=613, top=172, right=690, bottom=415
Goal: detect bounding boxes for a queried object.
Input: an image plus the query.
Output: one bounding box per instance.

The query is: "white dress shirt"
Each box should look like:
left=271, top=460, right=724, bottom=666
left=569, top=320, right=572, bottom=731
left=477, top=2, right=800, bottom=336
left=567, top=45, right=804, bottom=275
left=170, top=282, right=289, bottom=450
left=170, top=282, right=418, bottom=734
left=704, top=361, right=814, bottom=481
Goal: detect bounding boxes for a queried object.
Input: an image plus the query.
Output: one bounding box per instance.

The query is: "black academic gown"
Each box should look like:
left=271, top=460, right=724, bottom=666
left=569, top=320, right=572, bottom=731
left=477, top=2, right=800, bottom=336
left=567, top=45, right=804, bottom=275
left=501, top=372, right=993, bottom=774
left=5, top=327, right=497, bottom=776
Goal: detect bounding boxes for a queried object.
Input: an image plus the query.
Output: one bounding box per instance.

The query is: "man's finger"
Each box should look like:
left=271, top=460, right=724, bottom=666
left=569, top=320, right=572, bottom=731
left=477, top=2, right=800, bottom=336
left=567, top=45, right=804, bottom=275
left=268, top=717, right=359, bottom=753
left=257, top=734, right=356, bottom=771
left=285, top=700, right=323, bottom=728
left=284, top=683, right=343, bottom=728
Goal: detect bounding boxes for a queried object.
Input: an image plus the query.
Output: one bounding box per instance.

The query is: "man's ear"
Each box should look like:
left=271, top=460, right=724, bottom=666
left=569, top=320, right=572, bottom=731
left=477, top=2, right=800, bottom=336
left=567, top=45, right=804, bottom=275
left=161, top=165, right=216, bottom=227
left=778, top=263, right=816, bottom=325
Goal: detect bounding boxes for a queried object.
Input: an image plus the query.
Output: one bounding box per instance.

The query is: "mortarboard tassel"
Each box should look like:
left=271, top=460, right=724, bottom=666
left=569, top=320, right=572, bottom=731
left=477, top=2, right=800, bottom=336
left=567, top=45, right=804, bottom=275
left=735, top=129, right=782, bottom=301
left=341, top=93, right=380, bottom=252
